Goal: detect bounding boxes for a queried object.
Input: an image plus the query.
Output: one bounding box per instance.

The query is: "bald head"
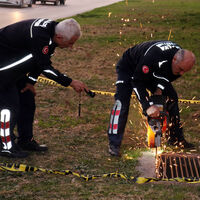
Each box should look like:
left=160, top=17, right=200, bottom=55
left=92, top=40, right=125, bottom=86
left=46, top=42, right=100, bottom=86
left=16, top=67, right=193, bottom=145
left=172, top=49, right=196, bottom=76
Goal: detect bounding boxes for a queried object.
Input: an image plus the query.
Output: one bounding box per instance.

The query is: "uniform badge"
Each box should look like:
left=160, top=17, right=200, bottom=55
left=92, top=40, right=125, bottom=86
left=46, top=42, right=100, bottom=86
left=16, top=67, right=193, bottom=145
left=42, top=46, right=49, bottom=54
left=142, top=65, right=149, bottom=74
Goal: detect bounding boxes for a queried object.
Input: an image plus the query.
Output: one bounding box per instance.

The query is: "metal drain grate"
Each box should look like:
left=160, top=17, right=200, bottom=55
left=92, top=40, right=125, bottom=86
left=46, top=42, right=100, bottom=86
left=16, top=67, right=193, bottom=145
left=156, top=153, right=200, bottom=179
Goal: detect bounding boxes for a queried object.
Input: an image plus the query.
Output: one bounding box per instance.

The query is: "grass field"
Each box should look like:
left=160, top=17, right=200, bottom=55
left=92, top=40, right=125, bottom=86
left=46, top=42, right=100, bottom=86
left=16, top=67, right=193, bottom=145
left=0, top=0, right=200, bottom=199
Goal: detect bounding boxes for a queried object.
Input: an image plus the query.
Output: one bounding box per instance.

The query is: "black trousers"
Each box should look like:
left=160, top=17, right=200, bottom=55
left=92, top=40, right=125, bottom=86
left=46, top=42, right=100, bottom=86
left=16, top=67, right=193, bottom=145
left=17, top=79, right=36, bottom=143
left=107, top=79, right=184, bottom=148
left=0, top=79, right=35, bottom=150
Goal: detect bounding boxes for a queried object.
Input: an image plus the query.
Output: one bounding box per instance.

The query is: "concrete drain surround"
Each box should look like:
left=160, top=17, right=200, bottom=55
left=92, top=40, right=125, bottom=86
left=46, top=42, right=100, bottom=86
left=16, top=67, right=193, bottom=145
left=156, top=153, right=200, bottom=179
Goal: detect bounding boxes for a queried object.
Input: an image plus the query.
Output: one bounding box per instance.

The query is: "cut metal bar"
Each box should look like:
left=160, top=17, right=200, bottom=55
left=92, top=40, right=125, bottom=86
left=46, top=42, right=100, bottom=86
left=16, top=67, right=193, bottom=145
left=179, top=157, right=184, bottom=178
left=174, top=157, right=179, bottom=177
left=163, top=155, right=167, bottom=178
left=183, top=156, right=189, bottom=177
left=193, top=157, right=199, bottom=177
left=169, top=155, right=174, bottom=178
left=197, top=157, right=200, bottom=176
left=188, top=157, right=194, bottom=177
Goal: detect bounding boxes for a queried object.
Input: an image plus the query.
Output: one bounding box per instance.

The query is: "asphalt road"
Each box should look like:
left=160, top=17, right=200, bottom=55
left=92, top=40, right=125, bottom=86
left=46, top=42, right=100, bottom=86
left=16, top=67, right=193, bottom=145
left=0, top=0, right=122, bottom=28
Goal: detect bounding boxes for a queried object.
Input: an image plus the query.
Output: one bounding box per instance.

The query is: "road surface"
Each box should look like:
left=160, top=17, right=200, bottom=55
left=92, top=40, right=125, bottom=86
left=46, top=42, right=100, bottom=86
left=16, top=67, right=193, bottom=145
left=0, top=0, right=122, bottom=28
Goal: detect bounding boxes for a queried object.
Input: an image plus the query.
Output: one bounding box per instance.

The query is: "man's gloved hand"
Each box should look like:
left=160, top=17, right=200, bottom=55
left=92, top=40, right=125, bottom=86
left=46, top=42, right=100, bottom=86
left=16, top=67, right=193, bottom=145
left=146, top=95, right=167, bottom=117
left=21, top=83, right=36, bottom=96
left=70, top=80, right=88, bottom=93
left=146, top=105, right=160, bottom=117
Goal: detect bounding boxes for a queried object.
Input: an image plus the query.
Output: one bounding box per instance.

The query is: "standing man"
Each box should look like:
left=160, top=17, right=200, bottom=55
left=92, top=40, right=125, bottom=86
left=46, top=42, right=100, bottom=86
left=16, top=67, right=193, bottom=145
left=108, top=40, right=196, bottom=156
left=0, top=18, right=88, bottom=158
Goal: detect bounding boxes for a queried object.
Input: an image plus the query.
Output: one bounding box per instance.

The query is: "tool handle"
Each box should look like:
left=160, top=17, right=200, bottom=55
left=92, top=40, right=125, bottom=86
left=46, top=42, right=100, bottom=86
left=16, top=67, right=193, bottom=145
left=84, top=89, right=95, bottom=98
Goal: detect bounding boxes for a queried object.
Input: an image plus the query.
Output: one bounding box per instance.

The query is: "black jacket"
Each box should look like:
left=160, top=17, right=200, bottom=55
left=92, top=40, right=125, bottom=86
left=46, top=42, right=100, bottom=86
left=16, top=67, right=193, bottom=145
left=0, top=18, right=72, bottom=88
left=116, top=40, right=181, bottom=111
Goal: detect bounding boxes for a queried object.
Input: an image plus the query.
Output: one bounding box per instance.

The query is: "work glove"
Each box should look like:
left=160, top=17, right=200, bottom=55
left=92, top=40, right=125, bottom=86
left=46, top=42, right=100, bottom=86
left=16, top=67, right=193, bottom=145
left=146, top=95, right=166, bottom=117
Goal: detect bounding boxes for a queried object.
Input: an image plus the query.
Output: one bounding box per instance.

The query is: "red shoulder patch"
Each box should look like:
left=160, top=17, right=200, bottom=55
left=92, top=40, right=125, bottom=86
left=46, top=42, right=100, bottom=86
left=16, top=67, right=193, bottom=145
left=42, top=46, right=49, bottom=54
left=142, top=65, right=149, bottom=74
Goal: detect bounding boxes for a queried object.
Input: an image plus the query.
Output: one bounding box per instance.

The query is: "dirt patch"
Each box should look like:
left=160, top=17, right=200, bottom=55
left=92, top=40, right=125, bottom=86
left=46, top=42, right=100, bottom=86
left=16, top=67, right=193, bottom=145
left=136, top=150, right=156, bottom=178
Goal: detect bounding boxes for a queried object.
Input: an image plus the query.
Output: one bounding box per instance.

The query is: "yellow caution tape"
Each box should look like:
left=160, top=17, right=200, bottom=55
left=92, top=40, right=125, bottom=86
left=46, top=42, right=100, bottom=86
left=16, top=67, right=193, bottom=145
left=1, top=163, right=200, bottom=184
left=178, top=99, right=200, bottom=104
left=37, top=76, right=200, bottom=104
left=38, top=76, right=65, bottom=88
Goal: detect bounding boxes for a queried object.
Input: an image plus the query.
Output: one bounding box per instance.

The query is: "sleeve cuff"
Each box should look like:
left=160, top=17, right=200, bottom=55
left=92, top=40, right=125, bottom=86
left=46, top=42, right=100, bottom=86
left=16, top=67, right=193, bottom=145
left=157, top=84, right=165, bottom=90
left=26, top=76, right=38, bottom=85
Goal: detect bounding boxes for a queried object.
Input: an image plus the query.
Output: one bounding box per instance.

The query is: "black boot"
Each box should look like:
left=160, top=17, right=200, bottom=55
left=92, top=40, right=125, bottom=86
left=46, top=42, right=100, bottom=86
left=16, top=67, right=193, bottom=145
left=18, top=139, right=48, bottom=152
left=167, top=137, right=195, bottom=149
left=178, top=139, right=195, bottom=149
left=0, top=143, right=29, bottom=158
left=108, top=144, right=120, bottom=156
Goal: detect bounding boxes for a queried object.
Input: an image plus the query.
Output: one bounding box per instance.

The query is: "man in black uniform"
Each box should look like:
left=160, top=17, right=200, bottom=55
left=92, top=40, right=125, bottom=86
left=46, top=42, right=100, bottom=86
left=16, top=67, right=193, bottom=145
left=108, top=40, right=196, bottom=156
left=0, top=18, right=88, bottom=158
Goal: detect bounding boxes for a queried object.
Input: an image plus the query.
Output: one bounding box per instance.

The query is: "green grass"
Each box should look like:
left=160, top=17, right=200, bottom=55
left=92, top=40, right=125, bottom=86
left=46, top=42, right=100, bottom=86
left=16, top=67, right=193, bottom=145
left=0, top=0, right=200, bottom=199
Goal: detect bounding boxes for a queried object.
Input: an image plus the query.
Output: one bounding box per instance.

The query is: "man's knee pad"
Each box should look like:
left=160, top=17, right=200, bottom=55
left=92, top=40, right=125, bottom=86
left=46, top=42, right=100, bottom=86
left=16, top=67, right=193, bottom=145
left=0, top=109, right=12, bottom=150
left=108, top=100, right=122, bottom=134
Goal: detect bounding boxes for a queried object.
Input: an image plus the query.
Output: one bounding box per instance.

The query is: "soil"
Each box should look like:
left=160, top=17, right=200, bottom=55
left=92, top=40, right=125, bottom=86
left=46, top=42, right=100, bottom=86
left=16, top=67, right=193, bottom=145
left=136, top=150, right=157, bottom=178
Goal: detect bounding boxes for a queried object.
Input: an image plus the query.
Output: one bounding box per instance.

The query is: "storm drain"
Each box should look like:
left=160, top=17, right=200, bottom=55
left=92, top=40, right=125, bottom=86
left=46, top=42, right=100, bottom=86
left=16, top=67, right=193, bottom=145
left=156, top=153, right=200, bottom=179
